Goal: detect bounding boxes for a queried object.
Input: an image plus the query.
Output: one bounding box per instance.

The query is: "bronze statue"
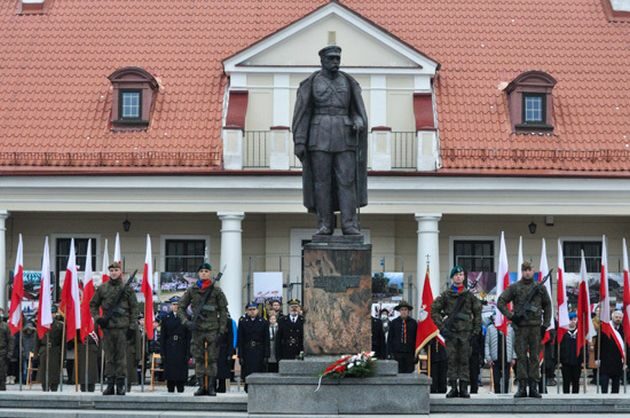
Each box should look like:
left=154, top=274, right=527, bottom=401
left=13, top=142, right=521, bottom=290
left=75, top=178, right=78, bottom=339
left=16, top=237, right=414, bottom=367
left=292, top=45, right=368, bottom=236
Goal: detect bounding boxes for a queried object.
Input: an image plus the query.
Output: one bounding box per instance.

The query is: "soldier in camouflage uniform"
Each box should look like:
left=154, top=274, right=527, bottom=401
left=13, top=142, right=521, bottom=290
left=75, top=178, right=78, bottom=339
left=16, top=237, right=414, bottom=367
left=177, top=263, right=228, bottom=396
left=431, top=265, right=482, bottom=398
left=34, top=306, right=64, bottom=391
left=90, top=262, right=138, bottom=396
left=0, top=313, right=14, bottom=391
left=498, top=261, right=551, bottom=398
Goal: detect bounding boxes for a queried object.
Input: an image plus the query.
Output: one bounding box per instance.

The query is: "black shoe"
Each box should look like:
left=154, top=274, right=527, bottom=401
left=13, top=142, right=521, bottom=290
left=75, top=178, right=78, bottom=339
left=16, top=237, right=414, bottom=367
left=458, top=381, right=470, bottom=398
left=514, top=379, right=528, bottom=398
left=446, top=381, right=459, bottom=398
left=103, top=378, right=115, bottom=396
left=207, top=385, right=217, bottom=396
left=194, top=386, right=208, bottom=396
left=115, top=378, right=126, bottom=396
left=529, top=380, right=542, bottom=398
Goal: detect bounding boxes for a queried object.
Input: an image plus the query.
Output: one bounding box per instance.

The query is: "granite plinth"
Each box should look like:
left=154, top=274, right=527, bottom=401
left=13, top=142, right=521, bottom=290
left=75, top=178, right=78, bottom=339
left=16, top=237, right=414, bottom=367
left=278, top=358, right=399, bottom=376
left=303, top=238, right=371, bottom=355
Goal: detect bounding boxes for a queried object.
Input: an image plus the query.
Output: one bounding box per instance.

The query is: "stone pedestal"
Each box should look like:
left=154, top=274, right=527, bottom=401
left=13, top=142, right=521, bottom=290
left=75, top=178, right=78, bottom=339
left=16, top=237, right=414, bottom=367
left=303, top=235, right=372, bottom=355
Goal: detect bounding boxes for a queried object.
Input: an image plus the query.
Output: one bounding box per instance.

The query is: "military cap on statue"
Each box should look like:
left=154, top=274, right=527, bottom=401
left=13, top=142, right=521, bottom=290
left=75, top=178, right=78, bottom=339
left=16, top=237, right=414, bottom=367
left=521, top=260, right=533, bottom=271
left=449, top=265, right=464, bottom=278
left=287, top=298, right=301, bottom=307
left=394, top=300, right=413, bottom=311
left=197, top=262, right=212, bottom=272
left=318, top=45, right=342, bottom=57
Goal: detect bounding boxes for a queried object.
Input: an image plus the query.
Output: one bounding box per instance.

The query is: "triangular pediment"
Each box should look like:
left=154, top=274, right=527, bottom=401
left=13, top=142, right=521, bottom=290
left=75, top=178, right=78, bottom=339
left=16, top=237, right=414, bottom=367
left=223, top=2, right=439, bottom=74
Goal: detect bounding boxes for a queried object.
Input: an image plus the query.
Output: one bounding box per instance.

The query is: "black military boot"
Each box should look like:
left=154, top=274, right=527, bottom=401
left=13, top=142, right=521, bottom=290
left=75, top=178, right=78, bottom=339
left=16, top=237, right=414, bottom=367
left=445, top=380, right=459, bottom=398
left=528, top=379, right=542, bottom=398
left=194, top=386, right=208, bottom=396
left=103, top=377, right=115, bottom=396
left=115, top=377, right=126, bottom=396
left=458, top=380, right=470, bottom=398
left=514, top=379, right=528, bottom=398
left=207, top=377, right=217, bottom=396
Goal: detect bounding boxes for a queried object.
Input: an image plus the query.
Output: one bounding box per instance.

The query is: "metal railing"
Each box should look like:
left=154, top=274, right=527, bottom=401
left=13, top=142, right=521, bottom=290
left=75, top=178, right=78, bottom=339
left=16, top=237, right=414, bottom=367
left=391, top=131, right=417, bottom=170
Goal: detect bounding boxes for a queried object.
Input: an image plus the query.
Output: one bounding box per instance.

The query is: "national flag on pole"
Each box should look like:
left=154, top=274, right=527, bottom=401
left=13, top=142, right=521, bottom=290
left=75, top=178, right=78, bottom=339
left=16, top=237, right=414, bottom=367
left=539, top=239, right=555, bottom=344
left=101, top=238, right=110, bottom=284
left=415, top=266, right=444, bottom=355
left=599, top=236, right=625, bottom=358
left=494, top=231, right=510, bottom=335
left=36, top=237, right=53, bottom=339
left=8, top=234, right=24, bottom=335
left=557, top=240, right=570, bottom=344
left=577, top=250, right=596, bottom=356
left=80, top=239, right=95, bottom=343
left=141, top=234, right=154, bottom=340
left=114, top=233, right=122, bottom=265
left=623, top=238, right=630, bottom=346
left=60, top=238, right=81, bottom=341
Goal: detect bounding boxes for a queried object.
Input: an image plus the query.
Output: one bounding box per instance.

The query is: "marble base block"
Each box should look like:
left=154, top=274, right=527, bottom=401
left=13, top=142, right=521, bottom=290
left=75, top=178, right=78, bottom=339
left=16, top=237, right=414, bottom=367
left=302, top=236, right=372, bottom=355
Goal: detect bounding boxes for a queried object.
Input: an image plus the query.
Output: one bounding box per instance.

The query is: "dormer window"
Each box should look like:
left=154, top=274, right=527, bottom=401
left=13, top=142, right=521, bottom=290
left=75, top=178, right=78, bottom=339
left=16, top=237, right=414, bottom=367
left=108, top=67, right=158, bottom=129
left=506, top=71, right=556, bottom=133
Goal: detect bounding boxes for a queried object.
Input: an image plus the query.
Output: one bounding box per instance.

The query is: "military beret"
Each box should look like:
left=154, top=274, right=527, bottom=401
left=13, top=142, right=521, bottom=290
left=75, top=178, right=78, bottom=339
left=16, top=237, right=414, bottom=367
left=450, top=265, right=464, bottom=278
left=318, top=45, right=342, bottom=57
left=521, top=260, right=533, bottom=271
left=197, top=262, right=212, bottom=272
left=288, top=298, right=301, bottom=306
left=108, top=261, right=122, bottom=270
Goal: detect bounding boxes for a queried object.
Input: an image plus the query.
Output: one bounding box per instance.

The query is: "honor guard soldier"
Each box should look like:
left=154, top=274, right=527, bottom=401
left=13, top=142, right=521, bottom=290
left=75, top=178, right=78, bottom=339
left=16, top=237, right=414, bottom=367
left=34, top=306, right=63, bottom=391
left=277, top=299, right=304, bottom=360
left=237, top=302, right=270, bottom=392
left=387, top=301, right=417, bottom=373
left=90, top=262, right=139, bottom=396
left=498, top=261, right=551, bottom=398
left=431, top=266, right=482, bottom=398
left=177, top=263, right=228, bottom=396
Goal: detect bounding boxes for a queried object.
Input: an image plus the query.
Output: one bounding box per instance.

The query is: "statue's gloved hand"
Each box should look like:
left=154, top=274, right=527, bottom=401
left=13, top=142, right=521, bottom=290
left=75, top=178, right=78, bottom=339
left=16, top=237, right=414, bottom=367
left=294, top=144, right=306, bottom=162
left=352, top=118, right=364, bottom=132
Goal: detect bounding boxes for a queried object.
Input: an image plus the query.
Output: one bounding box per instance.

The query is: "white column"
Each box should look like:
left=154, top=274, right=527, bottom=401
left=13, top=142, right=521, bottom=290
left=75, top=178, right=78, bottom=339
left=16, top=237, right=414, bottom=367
left=0, top=211, right=8, bottom=310
left=415, top=213, right=442, bottom=310
left=218, top=212, right=245, bottom=320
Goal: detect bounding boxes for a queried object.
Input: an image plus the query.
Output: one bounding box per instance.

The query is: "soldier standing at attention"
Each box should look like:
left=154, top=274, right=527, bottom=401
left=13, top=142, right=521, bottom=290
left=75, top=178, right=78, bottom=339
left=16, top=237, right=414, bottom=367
left=177, top=263, right=228, bottom=396
left=431, top=266, right=482, bottom=398
left=277, top=299, right=304, bottom=360
left=90, top=262, right=138, bottom=396
left=238, top=302, right=270, bottom=392
left=498, top=261, right=551, bottom=398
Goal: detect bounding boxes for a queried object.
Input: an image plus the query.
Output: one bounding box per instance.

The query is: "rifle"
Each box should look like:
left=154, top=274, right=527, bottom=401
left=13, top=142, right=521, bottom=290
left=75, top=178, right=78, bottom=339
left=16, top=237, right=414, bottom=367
left=440, top=290, right=468, bottom=340
left=189, top=266, right=226, bottom=326
left=510, top=268, right=554, bottom=327
left=99, top=270, right=137, bottom=330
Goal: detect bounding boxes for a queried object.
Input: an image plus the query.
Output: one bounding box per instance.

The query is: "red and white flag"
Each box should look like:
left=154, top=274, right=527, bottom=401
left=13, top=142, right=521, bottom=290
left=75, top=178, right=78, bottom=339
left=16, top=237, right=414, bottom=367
left=60, top=238, right=81, bottom=341
left=36, top=237, right=53, bottom=339
left=114, top=233, right=122, bottom=265
left=8, top=234, right=24, bottom=335
left=577, top=250, right=596, bottom=356
left=623, top=238, right=630, bottom=345
left=556, top=240, right=570, bottom=344
left=141, top=234, right=154, bottom=340
left=101, top=238, right=110, bottom=284
left=415, top=266, right=444, bottom=355
left=539, top=239, right=555, bottom=344
left=599, top=236, right=625, bottom=358
left=517, top=236, right=523, bottom=272
left=494, top=231, right=510, bottom=335
left=80, top=239, right=95, bottom=343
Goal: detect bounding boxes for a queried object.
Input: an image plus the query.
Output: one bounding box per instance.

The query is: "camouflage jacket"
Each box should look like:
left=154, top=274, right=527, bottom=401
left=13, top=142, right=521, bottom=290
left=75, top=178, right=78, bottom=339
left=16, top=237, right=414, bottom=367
left=431, top=288, right=482, bottom=335
left=177, top=282, right=228, bottom=333
left=90, top=278, right=138, bottom=330
left=497, top=278, right=551, bottom=328
left=0, top=321, right=13, bottom=357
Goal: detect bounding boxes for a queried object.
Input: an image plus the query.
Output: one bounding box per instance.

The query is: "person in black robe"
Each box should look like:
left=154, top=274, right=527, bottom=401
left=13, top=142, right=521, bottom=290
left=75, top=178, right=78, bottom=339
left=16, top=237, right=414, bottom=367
left=215, top=313, right=234, bottom=393
left=160, top=300, right=190, bottom=393
left=387, top=301, right=417, bottom=373
left=238, top=303, right=269, bottom=392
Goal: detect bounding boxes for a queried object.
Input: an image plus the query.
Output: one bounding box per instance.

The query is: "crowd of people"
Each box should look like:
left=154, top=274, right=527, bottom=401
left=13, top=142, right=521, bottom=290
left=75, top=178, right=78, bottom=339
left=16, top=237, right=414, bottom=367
left=0, top=260, right=627, bottom=399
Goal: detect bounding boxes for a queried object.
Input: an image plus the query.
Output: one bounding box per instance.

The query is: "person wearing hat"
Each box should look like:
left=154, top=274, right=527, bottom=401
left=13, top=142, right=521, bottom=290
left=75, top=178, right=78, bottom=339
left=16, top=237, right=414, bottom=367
left=292, top=44, right=368, bottom=236
left=559, top=311, right=583, bottom=393
left=177, top=262, right=228, bottom=396
left=0, top=309, right=14, bottom=391
left=160, top=297, right=190, bottom=393
left=387, top=301, right=417, bottom=373
left=237, top=302, right=269, bottom=392
left=34, top=306, right=63, bottom=391
left=498, top=260, right=551, bottom=398
left=90, top=261, right=139, bottom=395
left=276, top=299, right=304, bottom=360
left=431, top=266, right=482, bottom=398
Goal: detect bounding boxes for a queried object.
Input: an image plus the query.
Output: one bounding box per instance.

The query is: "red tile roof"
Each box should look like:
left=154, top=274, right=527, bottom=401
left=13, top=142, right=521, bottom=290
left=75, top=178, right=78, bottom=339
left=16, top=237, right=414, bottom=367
left=0, top=0, right=628, bottom=174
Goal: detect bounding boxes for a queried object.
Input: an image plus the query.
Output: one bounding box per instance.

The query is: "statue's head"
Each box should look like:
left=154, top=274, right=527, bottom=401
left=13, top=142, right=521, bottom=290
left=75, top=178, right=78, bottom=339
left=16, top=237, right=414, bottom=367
left=319, top=45, right=341, bottom=74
